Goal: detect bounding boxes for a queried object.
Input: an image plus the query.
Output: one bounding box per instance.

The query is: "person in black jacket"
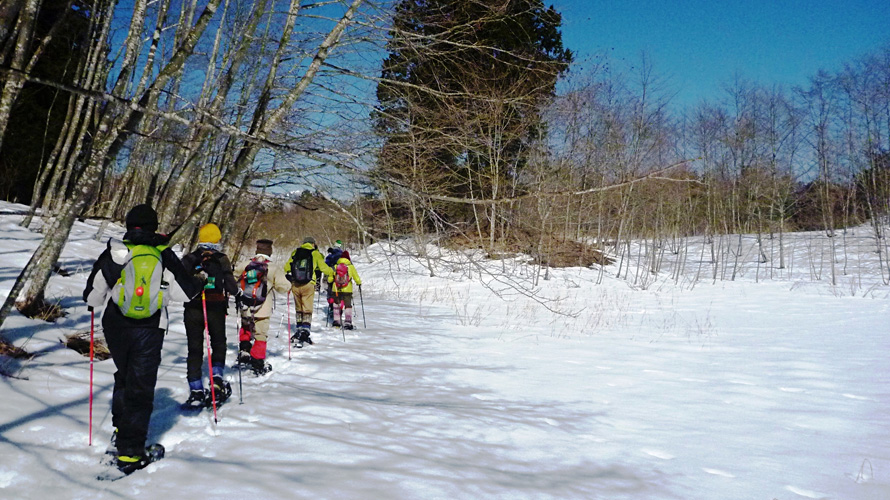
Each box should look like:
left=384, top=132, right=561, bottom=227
left=180, top=223, right=242, bottom=408
left=83, top=204, right=201, bottom=473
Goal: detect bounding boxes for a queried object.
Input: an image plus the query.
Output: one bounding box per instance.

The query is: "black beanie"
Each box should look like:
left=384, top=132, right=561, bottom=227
left=125, top=204, right=159, bottom=232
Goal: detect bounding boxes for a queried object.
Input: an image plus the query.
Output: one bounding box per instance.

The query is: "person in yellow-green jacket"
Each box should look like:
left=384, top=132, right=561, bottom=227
left=284, top=236, right=332, bottom=346
left=328, top=250, right=362, bottom=330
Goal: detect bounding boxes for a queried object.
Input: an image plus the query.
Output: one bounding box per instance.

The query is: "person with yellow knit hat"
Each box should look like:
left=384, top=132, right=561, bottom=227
left=179, top=223, right=242, bottom=409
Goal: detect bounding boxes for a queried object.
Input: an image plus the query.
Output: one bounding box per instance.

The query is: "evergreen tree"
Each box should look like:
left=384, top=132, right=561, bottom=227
left=374, top=0, right=572, bottom=227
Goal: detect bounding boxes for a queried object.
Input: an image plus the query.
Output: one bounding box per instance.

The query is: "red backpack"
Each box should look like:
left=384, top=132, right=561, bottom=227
left=239, top=259, right=268, bottom=306
left=334, top=262, right=351, bottom=288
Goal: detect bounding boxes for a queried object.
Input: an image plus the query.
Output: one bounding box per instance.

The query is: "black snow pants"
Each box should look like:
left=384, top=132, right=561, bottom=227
left=184, top=306, right=228, bottom=383
left=103, top=326, right=165, bottom=457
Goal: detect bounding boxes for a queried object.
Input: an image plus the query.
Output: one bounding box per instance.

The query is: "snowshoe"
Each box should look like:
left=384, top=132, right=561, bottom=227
left=99, top=429, right=119, bottom=466
left=105, top=429, right=118, bottom=455
left=180, top=389, right=207, bottom=411
left=99, top=444, right=165, bottom=480
left=343, top=324, right=354, bottom=331
left=249, top=357, right=272, bottom=376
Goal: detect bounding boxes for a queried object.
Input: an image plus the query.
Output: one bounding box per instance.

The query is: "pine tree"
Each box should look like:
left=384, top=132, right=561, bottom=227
left=374, top=0, right=572, bottom=228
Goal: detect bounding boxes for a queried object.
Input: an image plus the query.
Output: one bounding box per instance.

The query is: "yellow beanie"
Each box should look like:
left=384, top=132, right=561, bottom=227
left=198, top=223, right=221, bottom=244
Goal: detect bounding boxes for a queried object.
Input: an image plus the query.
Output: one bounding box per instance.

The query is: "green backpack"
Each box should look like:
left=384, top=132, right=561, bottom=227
left=112, top=244, right=166, bottom=319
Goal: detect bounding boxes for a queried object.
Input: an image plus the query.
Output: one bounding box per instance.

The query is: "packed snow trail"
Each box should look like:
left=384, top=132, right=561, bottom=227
left=16, top=294, right=630, bottom=499
left=137, top=298, right=622, bottom=499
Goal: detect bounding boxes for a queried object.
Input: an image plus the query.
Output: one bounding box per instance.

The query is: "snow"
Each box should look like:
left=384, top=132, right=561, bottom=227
left=0, top=200, right=888, bottom=499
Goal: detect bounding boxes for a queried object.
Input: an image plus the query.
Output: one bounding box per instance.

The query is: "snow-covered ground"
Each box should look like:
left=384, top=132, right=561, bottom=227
left=0, top=201, right=888, bottom=499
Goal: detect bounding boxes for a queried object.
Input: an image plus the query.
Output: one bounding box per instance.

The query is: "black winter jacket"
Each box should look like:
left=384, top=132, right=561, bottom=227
left=181, top=247, right=240, bottom=311
left=83, top=229, right=202, bottom=330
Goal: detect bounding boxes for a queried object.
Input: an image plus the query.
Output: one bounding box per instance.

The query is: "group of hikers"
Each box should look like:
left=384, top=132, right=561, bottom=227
left=82, top=204, right=362, bottom=474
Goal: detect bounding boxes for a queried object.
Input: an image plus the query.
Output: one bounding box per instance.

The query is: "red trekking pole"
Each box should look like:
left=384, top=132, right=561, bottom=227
left=202, top=291, right=218, bottom=424
left=88, top=309, right=94, bottom=446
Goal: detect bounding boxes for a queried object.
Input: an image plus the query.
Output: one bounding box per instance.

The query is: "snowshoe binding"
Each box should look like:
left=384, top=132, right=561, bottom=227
left=180, top=389, right=207, bottom=411
left=210, top=376, right=232, bottom=405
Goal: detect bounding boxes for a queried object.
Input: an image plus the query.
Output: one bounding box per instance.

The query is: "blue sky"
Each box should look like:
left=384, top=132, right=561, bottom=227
left=551, top=0, right=890, bottom=110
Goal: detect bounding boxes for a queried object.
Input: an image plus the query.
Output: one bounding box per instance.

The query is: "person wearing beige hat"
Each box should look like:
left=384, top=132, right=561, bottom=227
left=180, top=223, right=241, bottom=409
left=235, top=239, right=290, bottom=374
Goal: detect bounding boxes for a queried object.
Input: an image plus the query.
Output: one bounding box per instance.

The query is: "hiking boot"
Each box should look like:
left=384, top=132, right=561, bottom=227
left=299, top=330, right=313, bottom=344
left=116, top=444, right=165, bottom=475
left=117, top=454, right=150, bottom=474
left=211, top=376, right=232, bottom=402
left=332, top=321, right=340, bottom=327
left=183, top=389, right=207, bottom=409
left=238, top=350, right=252, bottom=364
left=250, top=356, right=272, bottom=375
left=343, top=323, right=354, bottom=330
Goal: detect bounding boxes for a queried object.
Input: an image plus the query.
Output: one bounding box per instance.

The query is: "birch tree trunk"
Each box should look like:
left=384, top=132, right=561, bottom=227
left=0, top=0, right=221, bottom=332
left=171, top=0, right=365, bottom=242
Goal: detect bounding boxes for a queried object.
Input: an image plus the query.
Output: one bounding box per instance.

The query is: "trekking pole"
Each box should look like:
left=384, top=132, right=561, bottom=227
left=287, top=290, right=292, bottom=361
left=358, top=285, right=366, bottom=328
left=324, top=285, right=330, bottom=327
left=202, top=291, right=219, bottom=424
left=88, top=308, right=94, bottom=446
left=235, top=313, right=243, bottom=405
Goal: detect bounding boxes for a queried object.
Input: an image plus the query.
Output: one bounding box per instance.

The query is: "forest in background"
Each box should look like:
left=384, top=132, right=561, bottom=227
left=1, top=0, right=889, bottom=338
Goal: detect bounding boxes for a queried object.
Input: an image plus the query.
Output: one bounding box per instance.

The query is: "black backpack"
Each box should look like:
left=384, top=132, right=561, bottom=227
left=289, top=247, right=314, bottom=285
left=197, top=250, right=226, bottom=295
